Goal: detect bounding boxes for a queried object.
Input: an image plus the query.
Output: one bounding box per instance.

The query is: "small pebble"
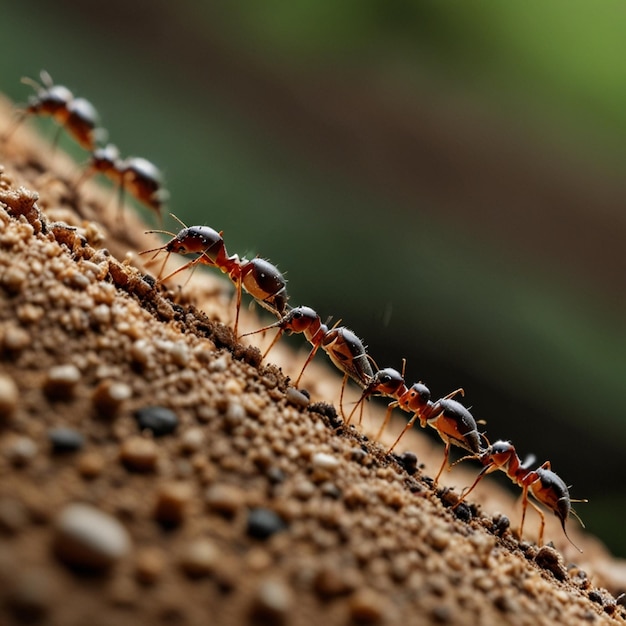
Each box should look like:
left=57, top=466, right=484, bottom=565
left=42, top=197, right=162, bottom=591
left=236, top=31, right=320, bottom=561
left=179, top=427, right=205, bottom=454
left=92, top=380, right=132, bottom=418
left=312, top=452, right=340, bottom=471
left=313, top=566, right=359, bottom=598
left=48, top=427, right=85, bottom=453
left=54, top=503, right=131, bottom=571
left=2, top=325, right=31, bottom=351
left=154, top=482, right=193, bottom=527
left=179, top=539, right=220, bottom=578
left=6, top=569, right=53, bottom=623
left=5, top=435, right=37, bottom=466
left=78, top=452, right=105, bottom=479
left=246, top=508, right=286, bottom=540
left=425, top=526, right=451, bottom=552
left=396, top=451, right=419, bottom=475
left=134, top=406, right=178, bottom=437
left=0, top=373, right=19, bottom=420
left=205, top=483, right=246, bottom=518
left=249, top=579, right=293, bottom=624
left=348, top=588, right=387, bottom=624
left=44, top=364, right=81, bottom=400
left=285, top=387, right=310, bottom=408
left=535, top=545, right=568, bottom=581
left=120, top=437, right=160, bottom=472
left=135, top=547, right=166, bottom=585
left=1, top=265, right=27, bottom=294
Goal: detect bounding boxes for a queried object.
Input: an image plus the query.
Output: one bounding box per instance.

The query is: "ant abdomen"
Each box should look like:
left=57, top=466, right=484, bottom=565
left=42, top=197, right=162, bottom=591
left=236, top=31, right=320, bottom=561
left=437, top=398, right=482, bottom=455
left=63, top=97, right=101, bottom=150
left=241, top=258, right=288, bottom=316
left=322, top=327, right=373, bottom=388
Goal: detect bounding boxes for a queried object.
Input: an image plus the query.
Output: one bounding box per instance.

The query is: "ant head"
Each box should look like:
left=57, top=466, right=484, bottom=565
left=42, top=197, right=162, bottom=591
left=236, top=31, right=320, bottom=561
left=22, top=71, right=72, bottom=115
left=369, top=368, right=405, bottom=396
left=402, top=382, right=431, bottom=412
left=26, top=83, right=73, bottom=116
left=281, top=306, right=320, bottom=334
left=166, top=226, right=224, bottom=258
left=482, top=440, right=515, bottom=467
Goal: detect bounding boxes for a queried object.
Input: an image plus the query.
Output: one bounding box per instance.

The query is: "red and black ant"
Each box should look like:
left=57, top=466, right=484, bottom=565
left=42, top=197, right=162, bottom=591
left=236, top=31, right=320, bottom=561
left=139, top=216, right=288, bottom=336
left=4, top=70, right=103, bottom=151
left=243, top=305, right=374, bottom=416
left=79, top=144, right=169, bottom=223
left=453, top=440, right=587, bottom=551
left=384, top=386, right=482, bottom=485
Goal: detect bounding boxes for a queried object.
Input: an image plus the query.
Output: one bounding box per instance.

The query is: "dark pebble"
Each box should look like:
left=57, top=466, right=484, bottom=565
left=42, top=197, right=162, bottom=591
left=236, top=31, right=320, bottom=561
left=308, top=402, right=340, bottom=428
left=451, top=502, right=472, bottom=523
left=535, top=546, right=567, bottom=581
left=134, top=406, right=178, bottom=437
left=246, top=508, right=286, bottom=540
left=395, top=451, right=419, bottom=475
left=267, top=467, right=286, bottom=484
left=48, top=427, right=85, bottom=453
left=142, top=274, right=157, bottom=288
left=492, top=514, right=510, bottom=536
left=588, top=590, right=603, bottom=604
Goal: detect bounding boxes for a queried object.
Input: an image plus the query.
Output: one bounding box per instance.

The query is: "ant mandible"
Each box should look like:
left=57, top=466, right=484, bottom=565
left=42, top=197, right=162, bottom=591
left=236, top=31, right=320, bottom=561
left=453, top=440, right=587, bottom=551
left=4, top=70, right=103, bottom=151
left=243, top=305, right=374, bottom=417
left=80, top=144, right=169, bottom=223
left=140, top=215, right=288, bottom=336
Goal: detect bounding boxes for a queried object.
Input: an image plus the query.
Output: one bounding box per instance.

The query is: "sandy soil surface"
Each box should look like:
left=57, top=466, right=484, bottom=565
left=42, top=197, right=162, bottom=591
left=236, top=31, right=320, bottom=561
left=1, top=95, right=625, bottom=626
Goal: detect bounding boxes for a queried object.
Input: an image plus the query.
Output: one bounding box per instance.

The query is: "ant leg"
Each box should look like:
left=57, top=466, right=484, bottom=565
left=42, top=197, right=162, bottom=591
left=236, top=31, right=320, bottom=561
left=374, top=401, right=398, bottom=442
left=116, top=182, right=126, bottom=221
left=159, top=255, right=206, bottom=284
left=154, top=250, right=171, bottom=280
left=526, top=498, right=547, bottom=547
left=519, top=485, right=530, bottom=542
left=433, top=443, right=451, bottom=485
left=257, top=327, right=283, bottom=360
left=452, top=463, right=493, bottom=509
left=50, top=124, right=63, bottom=154
left=345, top=393, right=365, bottom=427
left=338, top=374, right=349, bottom=420
left=231, top=275, right=243, bottom=338
left=443, top=388, right=464, bottom=401
left=387, top=413, right=419, bottom=454
left=294, top=343, right=321, bottom=387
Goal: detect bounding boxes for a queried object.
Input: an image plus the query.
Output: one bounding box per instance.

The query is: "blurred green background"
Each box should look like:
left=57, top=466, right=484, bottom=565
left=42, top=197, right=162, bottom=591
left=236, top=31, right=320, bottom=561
left=2, top=1, right=625, bottom=556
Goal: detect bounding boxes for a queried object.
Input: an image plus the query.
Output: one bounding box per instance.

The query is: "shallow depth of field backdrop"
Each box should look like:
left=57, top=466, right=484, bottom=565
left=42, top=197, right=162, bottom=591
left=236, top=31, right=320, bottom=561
left=1, top=1, right=625, bottom=555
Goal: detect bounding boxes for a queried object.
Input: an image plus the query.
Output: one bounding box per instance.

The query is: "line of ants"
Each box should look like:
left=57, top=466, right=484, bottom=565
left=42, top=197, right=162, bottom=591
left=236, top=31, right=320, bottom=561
left=2, top=70, right=169, bottom=221
left=2, top=71, right=587, bottom=553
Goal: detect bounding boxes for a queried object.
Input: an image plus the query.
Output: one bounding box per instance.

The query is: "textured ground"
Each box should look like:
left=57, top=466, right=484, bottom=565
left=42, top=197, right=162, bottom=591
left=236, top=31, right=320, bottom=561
left=1, top=95, right=626, bottom=626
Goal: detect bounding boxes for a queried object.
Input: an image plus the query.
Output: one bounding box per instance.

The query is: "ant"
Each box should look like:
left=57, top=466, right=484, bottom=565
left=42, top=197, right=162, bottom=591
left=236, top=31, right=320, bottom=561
left=4, top=70, right=103, bottom=151
left=453, top=440, right=587, bottom=551
left=79, top=144, right=169, bottom=223
left=243, top=306, right=374, bottom=417
left=139, top=215, right=288, bottom=336
left=386, top=388, right=483, bottom=485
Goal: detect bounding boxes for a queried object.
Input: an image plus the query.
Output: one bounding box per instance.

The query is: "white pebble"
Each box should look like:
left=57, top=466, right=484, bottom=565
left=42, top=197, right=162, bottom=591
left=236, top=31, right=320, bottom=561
left=312, top=452, right=340, bottom=471
left=54, top=503, right=131, bottom=570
